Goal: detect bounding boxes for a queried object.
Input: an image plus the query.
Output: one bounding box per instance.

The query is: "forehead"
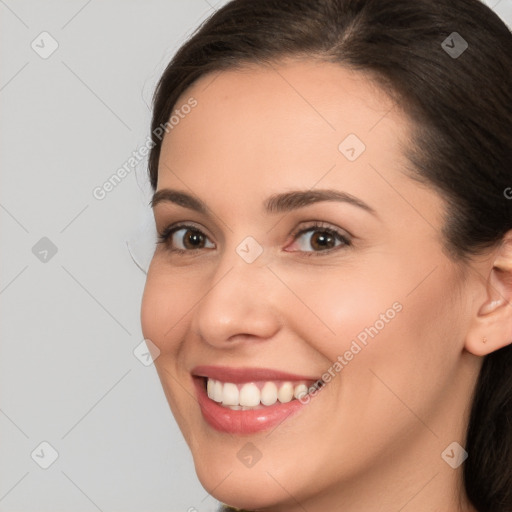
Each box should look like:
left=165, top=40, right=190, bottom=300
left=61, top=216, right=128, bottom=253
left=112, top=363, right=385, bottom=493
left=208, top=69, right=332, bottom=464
left=157, top=58, right=414, bottom=203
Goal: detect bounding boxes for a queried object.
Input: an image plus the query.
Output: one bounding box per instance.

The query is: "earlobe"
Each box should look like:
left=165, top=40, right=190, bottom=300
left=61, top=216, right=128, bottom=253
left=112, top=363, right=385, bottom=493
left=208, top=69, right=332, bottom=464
left=465, top=233, right=512, bottom=357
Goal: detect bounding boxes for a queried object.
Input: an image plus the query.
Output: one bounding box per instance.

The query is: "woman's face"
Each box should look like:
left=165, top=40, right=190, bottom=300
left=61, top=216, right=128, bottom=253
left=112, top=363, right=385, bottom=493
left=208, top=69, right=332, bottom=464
left=141, top=60, right=480, bottom=510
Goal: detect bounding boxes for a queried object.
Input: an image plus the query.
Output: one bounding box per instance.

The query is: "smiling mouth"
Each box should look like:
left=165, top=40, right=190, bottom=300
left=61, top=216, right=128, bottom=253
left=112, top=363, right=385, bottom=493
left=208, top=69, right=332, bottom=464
left=190, top=366, right=323, bottom=434
left=204, top=377, right=312, bottom=409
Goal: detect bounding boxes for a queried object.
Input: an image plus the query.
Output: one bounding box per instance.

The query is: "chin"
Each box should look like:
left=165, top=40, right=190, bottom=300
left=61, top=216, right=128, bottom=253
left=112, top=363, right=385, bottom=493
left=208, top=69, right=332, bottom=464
left=194, top=462, right=289, bottom=511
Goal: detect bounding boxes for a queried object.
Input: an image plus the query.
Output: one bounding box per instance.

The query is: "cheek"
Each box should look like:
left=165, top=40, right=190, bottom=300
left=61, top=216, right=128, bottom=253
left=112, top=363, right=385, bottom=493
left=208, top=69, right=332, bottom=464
left=140, top=260, right=198, bottom=355
left=276, top=258, right=463, bottom=413
left=273, top=262, right=404, bottom=362
left=140, top=263, right=205, bottom=439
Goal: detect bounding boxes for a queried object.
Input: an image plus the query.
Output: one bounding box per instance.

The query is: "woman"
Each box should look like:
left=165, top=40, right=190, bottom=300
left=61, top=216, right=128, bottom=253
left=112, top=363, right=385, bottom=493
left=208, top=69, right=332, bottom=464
left=140, top=0, right=512, bottom=510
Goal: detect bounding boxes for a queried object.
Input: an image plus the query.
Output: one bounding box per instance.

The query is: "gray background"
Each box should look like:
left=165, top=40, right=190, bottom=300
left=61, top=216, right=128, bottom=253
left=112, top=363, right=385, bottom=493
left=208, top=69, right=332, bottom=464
left=0, top=1, right=510, bottom=511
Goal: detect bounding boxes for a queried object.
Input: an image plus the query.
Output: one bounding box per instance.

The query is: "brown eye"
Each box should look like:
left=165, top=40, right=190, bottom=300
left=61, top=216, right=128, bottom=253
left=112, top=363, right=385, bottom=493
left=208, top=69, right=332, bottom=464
left=179, top=228, right=207, bottom=249
left=309, top=231, right=336, bottom=250
left=158, top=225, right=215, bottom=252
left=286, top=224, right=351, bottom=254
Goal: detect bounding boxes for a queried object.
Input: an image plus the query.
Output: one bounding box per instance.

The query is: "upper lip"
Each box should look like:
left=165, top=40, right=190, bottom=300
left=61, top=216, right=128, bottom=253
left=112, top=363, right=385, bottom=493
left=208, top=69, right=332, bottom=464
left=192, top=365, right=319, bottom=384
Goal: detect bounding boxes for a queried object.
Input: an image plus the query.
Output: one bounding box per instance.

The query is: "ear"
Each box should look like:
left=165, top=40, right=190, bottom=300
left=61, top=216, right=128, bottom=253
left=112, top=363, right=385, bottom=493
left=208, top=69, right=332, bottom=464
left=465, top=231, right=512, bottom=357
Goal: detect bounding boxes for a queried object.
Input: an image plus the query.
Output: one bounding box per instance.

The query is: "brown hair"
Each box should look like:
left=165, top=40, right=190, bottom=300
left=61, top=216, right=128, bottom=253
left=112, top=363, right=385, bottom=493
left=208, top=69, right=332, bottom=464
left=148, top=1, right=512, bottom=510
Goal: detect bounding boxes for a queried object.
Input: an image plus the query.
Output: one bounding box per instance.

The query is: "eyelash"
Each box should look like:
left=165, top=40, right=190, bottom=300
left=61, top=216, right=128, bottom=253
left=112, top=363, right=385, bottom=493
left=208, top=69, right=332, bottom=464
left=157, top=223, right=209, bottom=256
left=289, top=222, right=352, bottom=256
left=157, top=221, right=352, bottom=257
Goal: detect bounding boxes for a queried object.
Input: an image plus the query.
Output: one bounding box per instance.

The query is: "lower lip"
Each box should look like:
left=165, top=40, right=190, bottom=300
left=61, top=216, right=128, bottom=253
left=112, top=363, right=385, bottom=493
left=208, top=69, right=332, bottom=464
left=193, top=378, right=306, bottom=434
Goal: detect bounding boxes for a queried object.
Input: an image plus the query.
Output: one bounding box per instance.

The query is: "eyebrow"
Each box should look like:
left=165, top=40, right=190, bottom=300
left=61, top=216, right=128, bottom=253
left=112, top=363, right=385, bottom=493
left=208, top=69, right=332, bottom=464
left=265, top=189, right=376, bottom=215
left=151, top=188, right=376, bottom=216
left=151, top=189, right=207, bottom=213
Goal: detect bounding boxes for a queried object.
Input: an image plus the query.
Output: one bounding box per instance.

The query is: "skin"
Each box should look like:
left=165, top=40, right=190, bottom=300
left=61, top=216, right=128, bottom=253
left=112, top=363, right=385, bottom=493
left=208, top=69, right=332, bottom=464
left=141, top=58, right=512, bottom=512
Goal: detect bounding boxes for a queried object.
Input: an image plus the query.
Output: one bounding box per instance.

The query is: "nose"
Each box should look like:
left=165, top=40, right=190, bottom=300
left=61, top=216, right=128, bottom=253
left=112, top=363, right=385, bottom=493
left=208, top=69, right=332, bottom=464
left=192, top=257, right=282, bottom=348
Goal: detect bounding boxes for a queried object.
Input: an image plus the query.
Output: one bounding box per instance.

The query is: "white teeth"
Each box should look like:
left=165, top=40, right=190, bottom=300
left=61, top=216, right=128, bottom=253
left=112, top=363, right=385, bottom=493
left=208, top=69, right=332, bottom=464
left=239, top=383, right=260, bottom=407
left=205, top=378, right=313, bottom=407
left=294, top=383, right=308, bottom=399
left=222, top=383, right=239, bottom=406
left=260, top=382, right=278, bottom=406
left=277, top=382, right=294, bottom=403
left=207, top=378, right=214, bottom=399
left=213, top=380, right=223, bottom=402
